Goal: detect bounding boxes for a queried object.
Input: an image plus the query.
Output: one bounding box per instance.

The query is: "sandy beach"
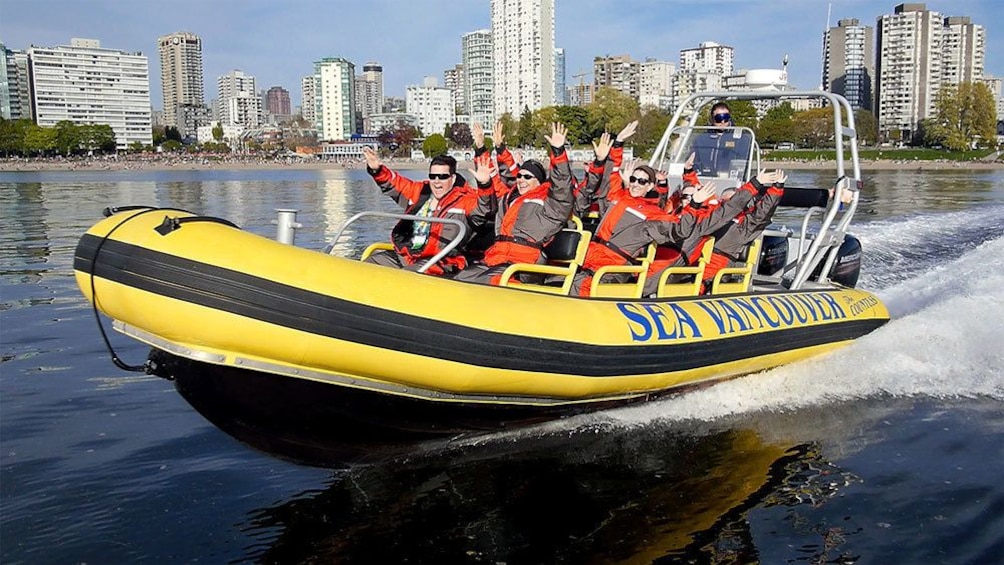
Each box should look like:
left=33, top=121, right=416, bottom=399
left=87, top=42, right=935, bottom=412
left=2, top=155, right=1002, bottom=173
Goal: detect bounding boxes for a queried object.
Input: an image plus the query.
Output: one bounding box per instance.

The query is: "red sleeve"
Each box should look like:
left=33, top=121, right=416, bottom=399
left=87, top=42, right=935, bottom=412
left=372, top=165, right=426, bottom=202
left=496, top=146, right=518, bottom=175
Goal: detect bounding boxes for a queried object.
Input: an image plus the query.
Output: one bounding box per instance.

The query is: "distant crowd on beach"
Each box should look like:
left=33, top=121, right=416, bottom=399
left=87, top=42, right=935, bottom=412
left=2, top=151, right=1002, bottom=173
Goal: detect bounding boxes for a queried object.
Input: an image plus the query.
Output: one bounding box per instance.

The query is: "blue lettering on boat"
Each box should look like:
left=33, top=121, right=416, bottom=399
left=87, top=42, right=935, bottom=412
left=617, top=292, right=847, bottom=342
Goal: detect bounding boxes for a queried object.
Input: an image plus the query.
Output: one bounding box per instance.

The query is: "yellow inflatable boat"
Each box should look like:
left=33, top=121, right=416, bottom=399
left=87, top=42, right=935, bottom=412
left=73, top=91, right=889, bottom=465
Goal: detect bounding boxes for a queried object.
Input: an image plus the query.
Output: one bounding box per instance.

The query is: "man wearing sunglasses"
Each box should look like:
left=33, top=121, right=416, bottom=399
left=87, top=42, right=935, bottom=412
left=690, top=101, right=754, bottom=181
left=362, top=146, right=478, bottom=276
left=456, top=122, right=575, bottom=285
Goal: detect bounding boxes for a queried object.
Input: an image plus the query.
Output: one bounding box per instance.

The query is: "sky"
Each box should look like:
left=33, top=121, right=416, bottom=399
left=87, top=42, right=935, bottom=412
left=2, top=0, right=1002, bottom=111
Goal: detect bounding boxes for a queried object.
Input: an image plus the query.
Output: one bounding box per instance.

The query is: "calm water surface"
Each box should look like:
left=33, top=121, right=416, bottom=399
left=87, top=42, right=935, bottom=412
left=2, top=167, right=1002, bottom=563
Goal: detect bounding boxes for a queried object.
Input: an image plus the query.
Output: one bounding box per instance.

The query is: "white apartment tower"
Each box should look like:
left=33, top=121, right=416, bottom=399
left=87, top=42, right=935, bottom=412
left=823, top=18, right=874, bottom=111
left=875, top=4, right=986, bottom=140
left=490, top=0, right=555, bottom=118
left=301, top=74, right=316, bottom=123
left=217, top=70, right=260, bottom=129
left=941, top=16, right=985, bottom=85
left=463, top=29, right=494, bottom=128
left=313, top=57, right=356, bottom=141
left=28, top=38, right=152, bottom=149
left=680, top=41, right=734, bottom=75
left=406, top=76, right=456, bottom=137
left=639, top=59, right=676, bottom=109
left=157, top=32, right=204, bottom=130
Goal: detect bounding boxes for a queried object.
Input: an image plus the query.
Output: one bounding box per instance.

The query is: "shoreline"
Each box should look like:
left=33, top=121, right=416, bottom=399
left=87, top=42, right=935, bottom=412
left=1, top=157, right=1002, bottom=173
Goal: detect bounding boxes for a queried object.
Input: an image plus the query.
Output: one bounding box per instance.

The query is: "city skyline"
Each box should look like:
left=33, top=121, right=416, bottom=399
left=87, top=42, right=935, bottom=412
left=2, top=0, right=1002, bottom=112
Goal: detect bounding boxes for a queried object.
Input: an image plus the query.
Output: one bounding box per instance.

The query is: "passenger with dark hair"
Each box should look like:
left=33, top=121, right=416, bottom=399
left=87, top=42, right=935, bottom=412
left=456, top=122, right=575, bottom=285
left=361, top=146, right=479, bottom=276
left=690, top=101, right=754, bottom=180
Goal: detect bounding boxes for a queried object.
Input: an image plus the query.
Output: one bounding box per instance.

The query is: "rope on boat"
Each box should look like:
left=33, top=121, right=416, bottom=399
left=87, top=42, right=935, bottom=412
left=88, top=206, right=238, bottom=372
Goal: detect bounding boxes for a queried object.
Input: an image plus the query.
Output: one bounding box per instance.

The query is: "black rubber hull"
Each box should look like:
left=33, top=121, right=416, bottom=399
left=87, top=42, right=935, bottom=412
left=150, top=350, right=655, bottom=467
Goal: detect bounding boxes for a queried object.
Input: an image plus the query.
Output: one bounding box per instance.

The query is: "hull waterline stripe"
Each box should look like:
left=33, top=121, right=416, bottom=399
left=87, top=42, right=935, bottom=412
left=76, top=235, right=886, bottom=376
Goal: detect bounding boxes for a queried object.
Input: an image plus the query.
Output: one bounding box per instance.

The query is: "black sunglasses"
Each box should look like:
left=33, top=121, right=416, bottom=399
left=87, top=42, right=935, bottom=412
left=428, top=173, right=452, bottom=180
left=712, top=113, right=732, bottom=124
left=517, top=172, right=537, bottom=180
left=628, top=176, right=651, bottom=186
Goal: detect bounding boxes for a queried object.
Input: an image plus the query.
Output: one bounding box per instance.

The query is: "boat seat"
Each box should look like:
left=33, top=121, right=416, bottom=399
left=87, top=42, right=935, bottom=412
left=589, top=244, right=657, bottom=299
left=710, top=237, right=763, bottom=295
left=499, top=227, right=591, bottom=295
left=360, top=242, right=394, bottom=261
left=656, top=237, right=716, bottom=298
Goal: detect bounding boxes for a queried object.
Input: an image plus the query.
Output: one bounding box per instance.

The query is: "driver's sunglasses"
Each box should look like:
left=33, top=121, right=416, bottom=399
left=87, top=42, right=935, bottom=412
left=712, top=113, right=732, bottom=124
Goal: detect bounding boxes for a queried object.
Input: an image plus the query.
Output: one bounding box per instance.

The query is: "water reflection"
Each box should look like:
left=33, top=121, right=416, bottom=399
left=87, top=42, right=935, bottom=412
left=236, top=419, right=856, bottom=564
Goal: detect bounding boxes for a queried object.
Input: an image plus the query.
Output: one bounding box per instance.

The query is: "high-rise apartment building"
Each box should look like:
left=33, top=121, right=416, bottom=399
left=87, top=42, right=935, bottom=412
left=941, top=16, right=985, bottom=84
left=462, top=29, right=493, bottom=127
left=444, top=63, right=465, bottom=114
left=355, top=61, right=384, bottom=127
left=301, top=74, right=316, bottom=123
left=157, top=32, right=204, bottom=130
left=490, top=0, right=554, bottom=118
left=639, top=59, right=676, bottom=109
left=554, top=47, right=566, bottom=106
left=876, top=3, right=943, bottom=139
left=406, top=76, right=456, bottom=137
left=313, top=57, right=356, bottom=141
left=594, top=55, right=640, bottom=100
left=874, top=3, right=985, bottom=140
left=0, top=44, right=30, bottom=120
left=823, top=18, right=874, bottom=110
left=217, top=70, right=260, bottom=129
left=679, top=41, right=734, bottom=75
left=266, top=86, right=291, bottom=117
left=27, top=38, right=152, bottom=149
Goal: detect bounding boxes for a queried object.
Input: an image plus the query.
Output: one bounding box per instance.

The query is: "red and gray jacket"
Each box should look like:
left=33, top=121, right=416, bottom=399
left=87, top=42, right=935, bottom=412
left=368, top=164, right=479, bottom=274
left=472, top=147, right=575, bottom=266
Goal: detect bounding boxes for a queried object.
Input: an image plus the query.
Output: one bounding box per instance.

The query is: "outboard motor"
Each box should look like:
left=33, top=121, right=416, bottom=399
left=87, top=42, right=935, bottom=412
left=758, top=235, right=789, bottom=276
left=813, top=235, right=862, bottom=288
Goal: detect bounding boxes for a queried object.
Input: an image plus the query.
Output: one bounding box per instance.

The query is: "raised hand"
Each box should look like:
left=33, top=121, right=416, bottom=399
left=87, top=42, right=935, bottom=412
left=619, top=158, right=638, bottom=185
left=692, top=181, right=717, bottom=203
left=472, top=122, right=485, bottom=149
left=592, top=131, right=613, bottom=162
left=362, top=146, right=382, bottom=170
left=685, top=152, right=696, bottom=169
left=656, top=169, right=668, bottom=183
left=755, top=169, right=780, bottom=186
left=616, top=120, right=638, bottom=143
left=492, top=120, right=505, bottom=147
left=774, top=169, right=787, bottom=185
left=469, top=155, right=492, bottom=185
left=544, top=122, right=567, bottom=149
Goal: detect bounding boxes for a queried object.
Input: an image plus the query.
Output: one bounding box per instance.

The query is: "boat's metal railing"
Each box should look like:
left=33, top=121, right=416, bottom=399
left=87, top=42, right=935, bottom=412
left=328, top=211, right=467, bottom=274
left=649, top=90, right=862, bottom=290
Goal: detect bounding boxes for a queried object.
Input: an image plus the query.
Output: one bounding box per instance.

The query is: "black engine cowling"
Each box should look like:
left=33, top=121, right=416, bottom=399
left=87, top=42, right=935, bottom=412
left=757, top=235, right=789, bottom=277
left=814, top=235, right=862, bottom=288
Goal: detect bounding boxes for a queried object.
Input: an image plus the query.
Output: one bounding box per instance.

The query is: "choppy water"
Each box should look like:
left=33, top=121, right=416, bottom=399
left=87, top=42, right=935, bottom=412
left=2, top=167, right=1002, bottom=563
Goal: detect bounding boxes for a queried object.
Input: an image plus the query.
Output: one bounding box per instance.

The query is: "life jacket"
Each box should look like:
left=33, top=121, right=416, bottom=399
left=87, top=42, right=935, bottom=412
left=391, top=182, right=476, bottom=274
left=483, top=183, right=554, bottom=266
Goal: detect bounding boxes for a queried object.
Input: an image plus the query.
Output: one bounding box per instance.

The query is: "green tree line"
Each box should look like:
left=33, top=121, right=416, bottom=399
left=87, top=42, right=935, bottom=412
left=0, top=119, right=117, bottom=157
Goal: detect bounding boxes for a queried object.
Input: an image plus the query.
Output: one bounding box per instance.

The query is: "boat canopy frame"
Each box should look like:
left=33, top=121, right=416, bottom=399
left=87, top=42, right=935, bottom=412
left=329, top=211, right=467, bottom=274
left=649, top=91, right=862, bottom=290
